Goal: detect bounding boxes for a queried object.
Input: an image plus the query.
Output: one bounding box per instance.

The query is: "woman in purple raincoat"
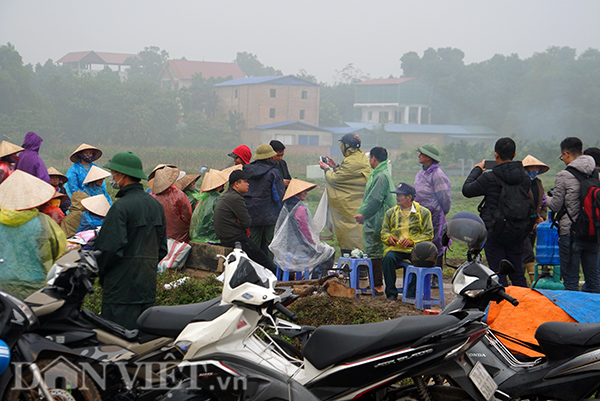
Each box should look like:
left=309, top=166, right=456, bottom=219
left=15, top=132, right=50, bottom=184
left=414, top=144, right=452, bottom=266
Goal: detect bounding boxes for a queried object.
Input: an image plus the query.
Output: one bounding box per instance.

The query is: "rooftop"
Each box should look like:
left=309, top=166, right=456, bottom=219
left=165, top=59, right=244, bottom=80
left=214, top=75, right=319, bottom=87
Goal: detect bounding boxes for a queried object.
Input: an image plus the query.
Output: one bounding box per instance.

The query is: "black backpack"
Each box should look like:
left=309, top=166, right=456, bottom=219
left=480, top=173, right=537, bottom=245
left=563, top=166, right=600, bottom=243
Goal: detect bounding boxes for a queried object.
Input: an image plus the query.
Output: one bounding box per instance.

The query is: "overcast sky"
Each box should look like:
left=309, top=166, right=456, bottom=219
left=2, top=0, right=600, bottom=83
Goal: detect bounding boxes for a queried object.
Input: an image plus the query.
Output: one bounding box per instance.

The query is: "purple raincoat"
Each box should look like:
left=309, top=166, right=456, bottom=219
left=414, top=163, right=451, bottom=256
left=15, top=132, right=50, bottom=184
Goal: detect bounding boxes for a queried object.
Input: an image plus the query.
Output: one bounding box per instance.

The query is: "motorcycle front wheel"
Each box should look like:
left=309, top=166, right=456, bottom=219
left=4, top=359, right=101, bottom=401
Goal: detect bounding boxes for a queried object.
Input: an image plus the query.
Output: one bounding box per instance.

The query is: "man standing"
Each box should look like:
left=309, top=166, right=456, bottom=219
left=546, top=138, right=600, bottom=292
left=319, top=134, right=371, bottom=255
left=270, top=140, right=292, bottom=187
left=244, top=144, right=285, bottom=257
left=380, top=183, right=433, bottom=301
left=354, top=147, right=395, bottom=294
left=94, top=151, right=168, bottom=329
left=462, top=137, right=532, bottom=287
left=414, top=144, right=452, bottom=267
left=214, top=169, right=278, bottom=273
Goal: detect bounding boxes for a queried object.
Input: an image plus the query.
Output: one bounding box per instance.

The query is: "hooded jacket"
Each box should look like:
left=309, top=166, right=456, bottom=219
left=243, top=160, right=285, bottom=226
left=462, top=160, right=531, bottom=231
left=325, top=147, right=371, bottom=250
left=15, top=132, right=50, bottom=184
left=547, top=155, right=597, bottom=236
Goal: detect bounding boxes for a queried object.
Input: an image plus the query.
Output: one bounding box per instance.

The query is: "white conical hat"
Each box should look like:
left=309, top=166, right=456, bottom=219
left=200, top=169, right=228, bottom=192
left=283, top=178, right=317, bottom=201
left=70, top=143, right=102, bottom=163
left=0, top=170, right=57, bottom=210
left=220, top=164, right=243, bottom=178
left=83, top=165, right=111, bottom=185
left=522, top=154, right=550, bottom=175
left=80, top=194, right=111, bottom=217
left=47, top=167, right=68, bottom=183
left=149, top=166, right=180, bottom=194
left=175, top=173, right=200, bottom=191
left=0, top=140, right=24, bottom=158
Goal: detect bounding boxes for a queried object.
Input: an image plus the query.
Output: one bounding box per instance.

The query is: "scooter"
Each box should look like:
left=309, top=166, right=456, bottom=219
left=0, top=289, right=102, bottom=401
left=161, top=243, right=497, bottom=401
left=442, top=211, right=600, bottom=401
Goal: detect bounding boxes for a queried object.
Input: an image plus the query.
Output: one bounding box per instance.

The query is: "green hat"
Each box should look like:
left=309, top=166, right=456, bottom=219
left=104, top=151, right=148, bottom=180
left=416, top=143, right=440, bottom=162
left=253, top=144, right=277, bottom=160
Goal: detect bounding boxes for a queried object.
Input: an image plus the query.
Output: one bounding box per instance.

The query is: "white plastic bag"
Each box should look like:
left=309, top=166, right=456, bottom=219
left=157, top=239, right=191, bottom=273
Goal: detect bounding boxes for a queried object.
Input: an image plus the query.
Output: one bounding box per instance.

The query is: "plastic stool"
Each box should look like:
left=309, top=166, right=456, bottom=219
left=276, top=267, right=309, bottom=281
left=402, top=265, right=444, bottom=309
left=337, top=257, right=375, bottom=298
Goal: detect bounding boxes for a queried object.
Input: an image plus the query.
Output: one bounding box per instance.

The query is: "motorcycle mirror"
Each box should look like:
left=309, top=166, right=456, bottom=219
left=499, top=259, right=516, bottom=275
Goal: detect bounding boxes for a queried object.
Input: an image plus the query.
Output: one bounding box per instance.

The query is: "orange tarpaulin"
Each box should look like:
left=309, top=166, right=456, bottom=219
left=486, top=286, right=576, bottom=357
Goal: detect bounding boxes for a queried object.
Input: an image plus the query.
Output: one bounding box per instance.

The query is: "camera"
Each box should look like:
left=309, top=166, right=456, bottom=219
left=320, top=156, right=328, bottom=163
left=547, top=188, right=554, bottom=197
left=483, top=160, right=497, bottom=169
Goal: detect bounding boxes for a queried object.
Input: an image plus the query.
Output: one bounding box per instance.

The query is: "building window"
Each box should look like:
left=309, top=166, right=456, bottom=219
left=269, top=108, right=276, bottom=118
left=409, top=107, right=418, bottom=124
left=274, top=134, right=294, bottom=145
left=368, top=111, right=373, bottom=120
left=301, top=90, right=308, bottom=99
left=270, top=88, right=276, bottom=98
left=234, top=89, right=238, bottom=99
left=299, top=110, right=305, bottom=120
left=298, top=135, right=319, bottom=146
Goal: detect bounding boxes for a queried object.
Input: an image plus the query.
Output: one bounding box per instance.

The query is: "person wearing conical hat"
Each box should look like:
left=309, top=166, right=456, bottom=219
left=0, top=171, right=67, bottom=299
left=0, top=140, right=24, bottom=185
left=39, top=191, right=67, bottom=225
left=150, top=165, right=192, bottom=243
left=48, top=167, right=72, bottom=214
left=175, top=171, right=201, bottom=210
left=65, top=143, right=103, bottom=197
left=94, top=151, right=167, bottom=329
left=15, top=132, right=50, bottom=184
left=189, top=169, right=228, bottom=242
left=522, top=154, right=550, bottom=283
left=244, top=144, right=286, bottom=258
left=77, top=194, right=111, bottom=234
left=60, top=191, right=89, bottom=238
left=82, top=165, right=113, bottom=206
left=269, top=179, right=335, bottom=279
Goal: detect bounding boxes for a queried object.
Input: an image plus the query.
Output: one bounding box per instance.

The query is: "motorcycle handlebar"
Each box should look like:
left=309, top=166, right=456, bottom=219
left=273, top=302, right=299, bottom=322
left=500, top=290, right=519, bottom=306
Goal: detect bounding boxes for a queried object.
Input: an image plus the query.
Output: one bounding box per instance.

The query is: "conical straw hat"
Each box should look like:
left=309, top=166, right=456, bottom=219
left=47, top=167, right=68, bottom=183
left=81, top=194, right=111, bottom=217
left=147, top=164, right=178, bottom=180
left=83, top=165, right=111, bottom=185
left=220, top=164, right=243, bottom=178
left=0, top=140, right=24, bottom=158
left=200, top=169, right=228, bottom=192
left=51, top=191, right=68, bottom=201
left=175, top=173, right=200, bottom=191
left=522, top=155, right=550, bottom=175
left=149, top=166, right=180, bottom=194
left=0, top=170, right=57, bottom=210
left=70, top=143, right=102, bottom=163
left=283, top=178, right=317, bottom=201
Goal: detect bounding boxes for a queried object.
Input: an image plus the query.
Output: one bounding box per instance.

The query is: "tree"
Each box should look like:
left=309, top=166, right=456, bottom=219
left=126, top=46, right=169, bottom=82
left=333, top=63, right=370, bottom=85
left=235, top=52, right=282, bottom=77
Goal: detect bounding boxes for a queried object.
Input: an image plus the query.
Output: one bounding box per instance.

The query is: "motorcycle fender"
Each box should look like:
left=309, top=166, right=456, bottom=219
left=15, top=333, right=82, bottom=363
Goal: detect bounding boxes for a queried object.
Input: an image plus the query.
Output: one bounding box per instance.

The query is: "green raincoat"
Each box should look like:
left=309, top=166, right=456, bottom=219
left=357, top=159, right=395, bottom=258
left=189, top=190, right=220, bottom=242
left=184, top=188, right=203, bottom=210
left=325, top=147, right=370, bottom=250
left=0, top=207, right=66, bottom=299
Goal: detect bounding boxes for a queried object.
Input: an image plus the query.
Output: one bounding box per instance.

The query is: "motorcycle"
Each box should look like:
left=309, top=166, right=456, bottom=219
left=0, top=288, right=101, bottom=401
left=161, top=243, right=497, bottom=401
left=442, top=211, right=600, bottom=401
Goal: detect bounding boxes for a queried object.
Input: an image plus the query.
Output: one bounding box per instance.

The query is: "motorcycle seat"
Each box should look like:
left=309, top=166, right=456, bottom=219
left=137, top=296, right=224, bottom=338
left=536, top=321, right=600, bottom=348
left=303, top=314, right=459, bottom=369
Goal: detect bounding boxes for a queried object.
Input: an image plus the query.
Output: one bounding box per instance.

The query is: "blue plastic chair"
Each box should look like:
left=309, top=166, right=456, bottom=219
left=337, top=257, right=375, bottom=298
left=276, top=267, right=310, bottom=281
left=401, top=265, right=444, bottom=309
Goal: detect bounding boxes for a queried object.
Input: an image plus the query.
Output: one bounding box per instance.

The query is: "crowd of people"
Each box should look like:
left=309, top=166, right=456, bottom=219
left=1, top=131, right=600, bottom=326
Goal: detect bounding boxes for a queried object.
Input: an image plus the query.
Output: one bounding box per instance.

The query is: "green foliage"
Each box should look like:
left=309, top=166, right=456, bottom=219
left=126, top=46, right=169, bottom=82
left=235, top=52, right=282, bottom=77
left=83, top=271, right=223, bottom=314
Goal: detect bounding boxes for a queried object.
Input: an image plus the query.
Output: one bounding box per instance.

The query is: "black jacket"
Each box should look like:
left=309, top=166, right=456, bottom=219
left=462, top=161, right=531, bottom=230
left=214, top=188, right=252, bottom=243
left=243, top=160, right=285, bottom=226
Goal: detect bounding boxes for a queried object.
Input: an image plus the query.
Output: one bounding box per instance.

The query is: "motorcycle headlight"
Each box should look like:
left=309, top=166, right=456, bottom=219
left=0, top=291, right=37, bottom=326
left=452, top=271, right=478, bottom=296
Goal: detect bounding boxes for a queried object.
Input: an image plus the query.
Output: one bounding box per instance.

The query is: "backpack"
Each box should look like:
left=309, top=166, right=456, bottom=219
left=563, top=166, right=600, bottom=243
left=480, top=173, right=537, bottom=245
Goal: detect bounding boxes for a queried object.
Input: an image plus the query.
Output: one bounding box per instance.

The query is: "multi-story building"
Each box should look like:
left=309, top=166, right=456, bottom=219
left=354, top=78, right=433, bottom=124
left=213, top=75, right=319, bottom=129
left=158, top=60, right=245, bottom=90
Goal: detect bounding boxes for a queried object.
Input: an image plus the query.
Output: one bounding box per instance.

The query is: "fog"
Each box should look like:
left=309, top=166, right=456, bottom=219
left=2, top=0, right=600, bottom=83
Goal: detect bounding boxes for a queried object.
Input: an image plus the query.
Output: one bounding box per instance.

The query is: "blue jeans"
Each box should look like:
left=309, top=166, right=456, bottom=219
left=559, top=234, right=600, bottom=292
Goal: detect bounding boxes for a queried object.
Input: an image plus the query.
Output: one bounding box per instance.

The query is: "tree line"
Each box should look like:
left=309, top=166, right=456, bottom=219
left=1, top=43, right=599, bottom=148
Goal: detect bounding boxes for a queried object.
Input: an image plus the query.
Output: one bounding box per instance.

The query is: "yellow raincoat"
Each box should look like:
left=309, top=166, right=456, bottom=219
left=325, top=147, right=371, bottom=250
